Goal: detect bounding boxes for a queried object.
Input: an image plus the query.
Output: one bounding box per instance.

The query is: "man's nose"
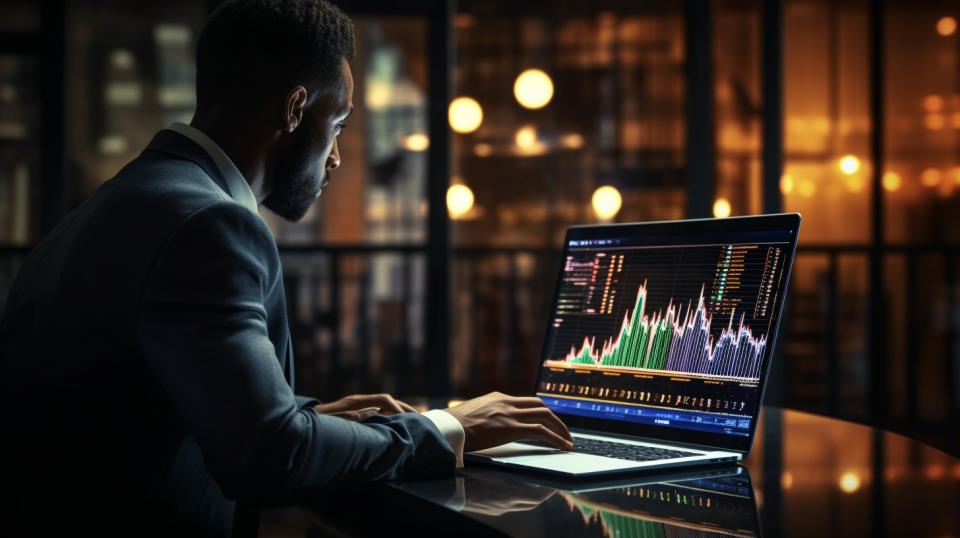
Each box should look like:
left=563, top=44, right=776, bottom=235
left=327, top=138, right=341, bottom=170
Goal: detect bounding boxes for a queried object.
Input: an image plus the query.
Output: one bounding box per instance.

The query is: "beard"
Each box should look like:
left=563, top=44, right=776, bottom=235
left=263, top=118, right=326, bottom=222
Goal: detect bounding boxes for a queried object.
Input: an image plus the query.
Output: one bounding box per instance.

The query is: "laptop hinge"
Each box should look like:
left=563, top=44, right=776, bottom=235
left=571, top=427, right=745, bottom=455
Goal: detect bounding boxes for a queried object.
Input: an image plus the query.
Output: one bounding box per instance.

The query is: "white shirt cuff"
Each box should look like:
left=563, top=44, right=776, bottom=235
left=421, top=409, right=465, bottom=468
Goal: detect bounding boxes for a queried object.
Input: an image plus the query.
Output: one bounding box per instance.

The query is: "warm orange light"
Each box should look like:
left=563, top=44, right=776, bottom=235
left=937, top=16, right=958, bottom=36
left=882, top=171, right=902, bottom=192
left=448, top=97, right=483, bottom=133
left=798, top=179, right=816, bottom=198
left=923, top=94, right=944, bottom=112
left=401, top=133, right=429, bottom=152
left=951, top=112, right=960, bottom=129
left=780, top=174, right=794, bottom=195
left=446, top=184, right=474, bottom=219
left=921, top=168, right=942, bottom=187
left=513, top=69, right=554, bottom=109
left=924, top=113, right=946, bottom=130
left=713, top=198, right=732, bottom=218
left=515, top=125, right=537, bottom=148
left=592, top=186, right=622, bottom=220
left=473, top=143, right=492, bottom=157
left=839, top=472, right=861, bottom=493
left=839, top=155, right=860, bottom=175
left=845, top=175, right=865, bottom=193
left=781, top=472, right=794, bottom=490
left=925, top=464, right=946, bottom=480
left=560, top=133, right=585, bottom=149
left=950, top=167, right=960, bottom=184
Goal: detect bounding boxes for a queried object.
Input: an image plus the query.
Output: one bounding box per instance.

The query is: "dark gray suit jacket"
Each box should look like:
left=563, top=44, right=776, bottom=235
left=0, top=129, right=454, bottom=535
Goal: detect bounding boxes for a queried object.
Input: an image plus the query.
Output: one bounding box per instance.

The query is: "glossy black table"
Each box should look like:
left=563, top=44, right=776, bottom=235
left=260, top=407, right=960, bottom=537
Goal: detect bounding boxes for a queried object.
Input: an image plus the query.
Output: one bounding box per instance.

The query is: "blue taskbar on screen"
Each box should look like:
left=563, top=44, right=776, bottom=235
left=541, top=395, right=753, bottom=437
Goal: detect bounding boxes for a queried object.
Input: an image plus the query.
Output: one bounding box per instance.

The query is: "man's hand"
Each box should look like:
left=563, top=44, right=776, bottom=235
left=443, top=392, right=574, bottom=452
left=314, top=393, right=418, bottom=421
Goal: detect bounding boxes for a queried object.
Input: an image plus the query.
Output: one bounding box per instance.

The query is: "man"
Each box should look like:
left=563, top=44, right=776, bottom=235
left=0, top=0, right=571, bottom=535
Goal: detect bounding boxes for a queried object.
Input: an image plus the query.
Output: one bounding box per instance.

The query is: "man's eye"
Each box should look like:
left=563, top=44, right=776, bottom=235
left=337, top=122, right=348, bottom=132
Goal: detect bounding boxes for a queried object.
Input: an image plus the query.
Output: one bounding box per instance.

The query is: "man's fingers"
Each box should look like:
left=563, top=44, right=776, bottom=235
left=398, top=400, right=418, bottom=413
left=508, top=396, right=550, bottom=408
left=522, top=422, right=573, bottom=450
left=513, top=407, right=573, bottom=442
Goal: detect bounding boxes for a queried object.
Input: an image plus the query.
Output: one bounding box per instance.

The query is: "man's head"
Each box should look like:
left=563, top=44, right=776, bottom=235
left=195, top=0, right=355, bottom=221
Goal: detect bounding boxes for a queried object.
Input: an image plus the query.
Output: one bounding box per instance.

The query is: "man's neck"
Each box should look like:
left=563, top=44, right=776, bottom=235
left=190, top=109, right=273, bottom=204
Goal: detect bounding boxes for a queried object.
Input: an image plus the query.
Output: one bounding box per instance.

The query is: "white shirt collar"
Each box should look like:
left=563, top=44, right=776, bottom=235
left=167, top=122, right=259, bottom=215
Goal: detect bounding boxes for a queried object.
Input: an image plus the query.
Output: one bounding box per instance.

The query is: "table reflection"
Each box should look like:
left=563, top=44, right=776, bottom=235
left=396, top=465, right=761, bottom=537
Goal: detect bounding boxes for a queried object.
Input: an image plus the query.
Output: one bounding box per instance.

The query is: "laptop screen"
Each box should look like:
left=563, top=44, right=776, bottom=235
left=535, top=215, right=799, bottom=449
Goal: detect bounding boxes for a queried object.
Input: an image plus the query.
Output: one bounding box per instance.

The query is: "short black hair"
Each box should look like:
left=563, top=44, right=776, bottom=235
left=195, top=0, right=355, bottom=110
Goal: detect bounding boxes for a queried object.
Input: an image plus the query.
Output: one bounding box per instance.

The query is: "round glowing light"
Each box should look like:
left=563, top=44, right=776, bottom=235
left=925, top=113, right=946, bottom=131
left=448, top=97, right=483, bottom=133
left=839, top=472, right=861, bottom=494
left=845, top=175, right=865, bottom=193
left=560, top=133, right=585, bottom=149
left=401, top=133, right=429, bottom=151
left=922, top=168, right=943, bottom=187
left=513, top=69, right=554, bottom=109
left=781, top=472, right=794, bottom=490
left=839, top=155, right=861, bottom=175
left=515, top=125, right=537, bottom=148
left=937, top=16, right=958, bottom=36
left=591, top=186, right=622, bottom=220
left=950, top=167, right=960, bottom=184
left=882, top=171, right=902, bottom=192
left=798, top=179, right=816, bottom=198
left=780, top=174, right=794, bottom=195
left=473, top=143, right=492, bottom=157
left=446, top=184, right=474, bottom=219
left=925, top=464, right=946, bottom=480
left=923, top=95, right=944, bottom=112
left=713, top=198, right=732, bottom=218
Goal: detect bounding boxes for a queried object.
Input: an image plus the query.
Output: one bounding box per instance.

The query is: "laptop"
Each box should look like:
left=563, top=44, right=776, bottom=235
left=466, top=213, right=801, bottom=476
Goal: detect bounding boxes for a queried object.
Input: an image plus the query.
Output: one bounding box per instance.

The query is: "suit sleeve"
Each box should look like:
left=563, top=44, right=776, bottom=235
left=136, top=202, right=454, bottom=505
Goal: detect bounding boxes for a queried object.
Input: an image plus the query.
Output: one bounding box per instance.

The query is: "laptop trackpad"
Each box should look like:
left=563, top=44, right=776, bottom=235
left=468, top=442, right=646, bottom=473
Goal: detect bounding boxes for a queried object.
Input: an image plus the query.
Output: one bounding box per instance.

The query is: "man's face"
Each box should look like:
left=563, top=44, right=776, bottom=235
left=263, top=58, right=354, bottom=221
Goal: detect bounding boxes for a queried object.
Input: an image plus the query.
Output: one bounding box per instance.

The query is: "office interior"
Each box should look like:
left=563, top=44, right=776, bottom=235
left=0, top=0, right=958, bottom=524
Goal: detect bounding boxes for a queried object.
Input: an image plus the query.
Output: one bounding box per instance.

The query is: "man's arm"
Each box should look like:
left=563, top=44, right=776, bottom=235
left=136, top=202, right=454, bottom=504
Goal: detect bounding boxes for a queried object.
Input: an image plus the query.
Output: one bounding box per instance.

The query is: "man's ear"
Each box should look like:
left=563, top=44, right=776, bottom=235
left=283, top=86, right=308, bottom=133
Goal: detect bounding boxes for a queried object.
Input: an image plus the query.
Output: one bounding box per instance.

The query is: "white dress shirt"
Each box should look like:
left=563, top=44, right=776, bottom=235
left=166, top=122, right=466, bottom=468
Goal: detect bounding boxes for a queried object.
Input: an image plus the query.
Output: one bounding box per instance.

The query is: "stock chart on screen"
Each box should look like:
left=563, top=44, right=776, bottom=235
left=537, top=232, right=791, bottom=437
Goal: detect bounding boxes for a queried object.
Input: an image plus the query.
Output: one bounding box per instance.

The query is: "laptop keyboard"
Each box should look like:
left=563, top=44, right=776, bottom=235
left=525, top=438, right=699, bottom=462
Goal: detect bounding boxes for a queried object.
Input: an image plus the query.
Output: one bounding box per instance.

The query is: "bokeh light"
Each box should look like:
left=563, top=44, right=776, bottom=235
left=591, top=186, right=622, bottom=220
left=839, top=155, right=860, bottom=175
left=839, top=472, right=861, bottom=494
left=473, top=143, right=492, bottom=157
left=882, top=171, right=902, bottom=192
left=401, top=133, right=429, bottom=152
left=937, top=16, right=957, bottom=36
left=515, top=125, right=537, bottom=148
left=448, top=97, right=483, bottom=133
left=446, top=184, right=474, bottom=219
left=513, top=69, right=554, bottom=109
left=924, top=113, right=946, bottom=130
left=921, top=168, right=942, bottom=187
left=923, top=94, right=944, bottom=112
left=780, top=174, right=794, bottom=195
left=713, top=198, right=732, bottom=218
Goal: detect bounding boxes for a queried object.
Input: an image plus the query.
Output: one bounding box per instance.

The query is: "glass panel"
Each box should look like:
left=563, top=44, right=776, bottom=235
left=0, top=54, right=41, bottom=245
left=782, top=0, right=871, bottom=243
left=450, top=3, right=687, bottom=396
left=0, top=1, right=41, bottom=32
left=65, top=1, right=205, bottom=203
left=885, top=4, right=960, bottom=243
left=713, top=0, right=763, bottom=218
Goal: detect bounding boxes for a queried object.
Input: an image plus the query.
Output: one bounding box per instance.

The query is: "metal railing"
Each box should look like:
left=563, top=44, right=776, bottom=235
left=1, top=242, right=957, bottom=451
